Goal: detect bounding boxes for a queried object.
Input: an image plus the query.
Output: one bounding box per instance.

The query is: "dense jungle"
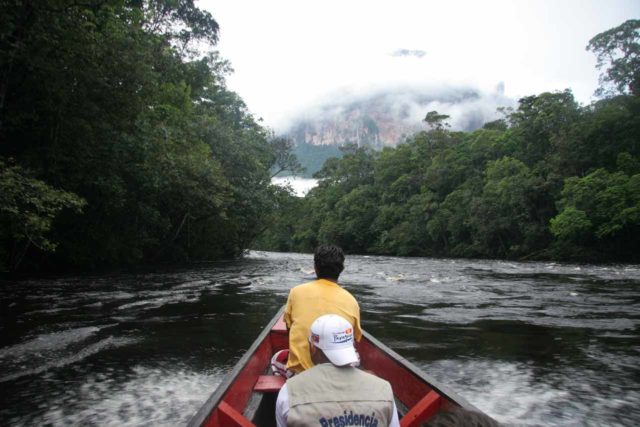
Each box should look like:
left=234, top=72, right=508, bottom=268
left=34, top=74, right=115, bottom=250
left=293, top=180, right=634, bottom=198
left=1, top=1, right=638, bottom=274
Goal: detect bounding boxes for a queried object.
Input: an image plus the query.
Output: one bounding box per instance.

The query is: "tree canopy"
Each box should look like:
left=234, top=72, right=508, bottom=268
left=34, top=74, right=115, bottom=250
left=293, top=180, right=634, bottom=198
left=0, top=0, right=292, bottom=272
left=587, top=19, right=640, bottom=97
left=2, top=10, right=637, bottom=271
left=255, top=20, right=640, bottom=263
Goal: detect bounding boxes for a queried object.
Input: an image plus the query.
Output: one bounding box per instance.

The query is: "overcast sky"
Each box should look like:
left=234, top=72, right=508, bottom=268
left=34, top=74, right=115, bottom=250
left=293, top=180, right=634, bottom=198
left=200, top=0, right=639, bottom=131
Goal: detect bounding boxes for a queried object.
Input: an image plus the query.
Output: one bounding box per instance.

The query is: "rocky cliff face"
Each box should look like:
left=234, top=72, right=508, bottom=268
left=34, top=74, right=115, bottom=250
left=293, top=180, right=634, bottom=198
left=283, top=86, right=511, bottom=148
left=287, top=102, right=420, bottom=149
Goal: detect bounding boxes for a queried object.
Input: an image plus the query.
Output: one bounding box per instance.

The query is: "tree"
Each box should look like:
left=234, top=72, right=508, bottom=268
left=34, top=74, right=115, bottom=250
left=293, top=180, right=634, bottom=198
left=327, top=185, right=379, bottom=253
left=482, top=119, right=508, bottom=131
left=268, top=136, right=305, bottom=178
left=0, top=159, right=85, bottom=271
left=552, top=169, right=640, bottom=242
left=0, top=0, right=277, bottom=271
left=580, top=95, right=640, bottom=173
left=314, top=144, right=376, bottom=192
left=470, top=157, right=542, bottom=257
left=374, top=144, right=420, bottom=204
left=587, top=19, right=640, bottom=97
left=252, top=185, right=303, bottom=252
left=427, top=181, right=479, bottom=256
left=509, top=90, right=581, bottom=168
left=549, top=207, right=592, bottom=242
left=425, top=141, right=474, bottom=199
left=255, top=21, right=640, bottom=263
left=423, top=111, right=450, bottom=131
left=139, top=0, right=220, bottom=56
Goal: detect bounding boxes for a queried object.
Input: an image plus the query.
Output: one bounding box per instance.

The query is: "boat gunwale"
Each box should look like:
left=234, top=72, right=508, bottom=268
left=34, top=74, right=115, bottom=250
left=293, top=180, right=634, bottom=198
left=186, top=306, right=285, bottom=427
left=187, top=306, right=492, bottom=426
left=361, top=329, right=481, bottom=412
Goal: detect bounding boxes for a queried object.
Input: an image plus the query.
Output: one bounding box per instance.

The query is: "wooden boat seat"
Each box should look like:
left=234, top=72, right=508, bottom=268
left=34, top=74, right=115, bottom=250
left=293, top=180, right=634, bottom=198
left=253, top=375, right=286, bottom=393
left=400, top=390, right=443, bottom=427
left=217, top=401, right=256, bottom=427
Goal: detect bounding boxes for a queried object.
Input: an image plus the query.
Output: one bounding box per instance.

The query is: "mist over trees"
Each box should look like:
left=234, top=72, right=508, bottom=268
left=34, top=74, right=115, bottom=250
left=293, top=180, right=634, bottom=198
left=255, top=20, right=640, bottom=263
left=1, top=6, right=637, bottom=274
left=0, top=0, right=292, bottom=272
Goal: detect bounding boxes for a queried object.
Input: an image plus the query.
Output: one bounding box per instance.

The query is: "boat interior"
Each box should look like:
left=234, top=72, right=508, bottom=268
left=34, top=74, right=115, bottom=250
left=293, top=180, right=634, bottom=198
left=191, top=313, right=462, bottom=427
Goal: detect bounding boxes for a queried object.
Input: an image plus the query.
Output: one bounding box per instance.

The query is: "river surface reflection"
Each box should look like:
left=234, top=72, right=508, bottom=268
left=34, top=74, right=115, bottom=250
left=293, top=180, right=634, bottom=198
left=1, top=252, right=639, bottom=426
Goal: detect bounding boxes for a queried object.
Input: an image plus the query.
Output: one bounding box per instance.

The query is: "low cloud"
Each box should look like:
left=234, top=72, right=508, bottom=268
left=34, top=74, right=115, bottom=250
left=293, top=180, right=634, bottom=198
left=391, top=49, right=427, bottom=58
left=279, top=83, right=516, bottom=147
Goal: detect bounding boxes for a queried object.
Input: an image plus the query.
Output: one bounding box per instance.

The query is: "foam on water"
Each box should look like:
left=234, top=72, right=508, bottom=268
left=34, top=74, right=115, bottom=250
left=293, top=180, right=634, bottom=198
left=116, top=293, right=200, bottom=311
left=0, top=336, right=138, bottom=383
left=9, top=365, right=221, bottom=427
left=425, top=359, right=639, bottom=427
left=0, top=326, right=102, bottom=358
left=2, top=252, right=638, bottom=426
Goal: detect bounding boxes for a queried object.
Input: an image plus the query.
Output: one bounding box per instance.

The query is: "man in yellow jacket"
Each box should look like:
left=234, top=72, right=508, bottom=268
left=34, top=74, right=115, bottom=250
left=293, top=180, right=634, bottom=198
left=276, top=314, right=399, bottom=427
left=284, top=244, right=362, bottom=374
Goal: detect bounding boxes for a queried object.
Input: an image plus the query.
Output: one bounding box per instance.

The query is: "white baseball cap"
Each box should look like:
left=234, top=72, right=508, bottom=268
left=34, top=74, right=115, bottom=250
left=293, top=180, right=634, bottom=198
left=309, top=314, right=359, bottom=366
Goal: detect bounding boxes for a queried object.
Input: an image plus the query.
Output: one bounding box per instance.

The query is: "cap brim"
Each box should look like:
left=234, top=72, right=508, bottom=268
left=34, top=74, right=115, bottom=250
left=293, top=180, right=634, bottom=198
left=323, top=346, right=359, bottom=366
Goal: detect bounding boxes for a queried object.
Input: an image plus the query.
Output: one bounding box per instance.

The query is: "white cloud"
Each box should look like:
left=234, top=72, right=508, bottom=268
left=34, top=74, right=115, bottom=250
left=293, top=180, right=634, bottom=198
left=200, top=0, right=639, bottom=129
left=390, top=49, right=427, bottom=58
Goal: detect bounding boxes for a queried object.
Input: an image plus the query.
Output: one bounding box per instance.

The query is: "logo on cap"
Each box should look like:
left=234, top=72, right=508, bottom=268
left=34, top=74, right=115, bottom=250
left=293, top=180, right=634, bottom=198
left=332, top=329, right=353, bottom=344
left=309, top=314, right=360, bottom=367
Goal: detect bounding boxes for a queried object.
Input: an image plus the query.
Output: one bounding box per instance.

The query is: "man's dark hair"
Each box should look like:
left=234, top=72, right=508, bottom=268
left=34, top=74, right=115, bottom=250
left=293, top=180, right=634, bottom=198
left=422, top=408, right=500, bottom=427
left=314, top=244, right=345, bottom=280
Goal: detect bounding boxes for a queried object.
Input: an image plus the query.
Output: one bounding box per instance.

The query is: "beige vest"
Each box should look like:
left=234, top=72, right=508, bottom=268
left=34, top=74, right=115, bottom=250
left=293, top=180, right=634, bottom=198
left=286, top=363, right=394, bottom=427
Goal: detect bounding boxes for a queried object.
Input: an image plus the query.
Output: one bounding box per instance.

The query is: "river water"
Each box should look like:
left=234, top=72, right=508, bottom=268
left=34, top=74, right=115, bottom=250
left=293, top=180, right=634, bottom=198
left=1, top=251, right=639, bottom=426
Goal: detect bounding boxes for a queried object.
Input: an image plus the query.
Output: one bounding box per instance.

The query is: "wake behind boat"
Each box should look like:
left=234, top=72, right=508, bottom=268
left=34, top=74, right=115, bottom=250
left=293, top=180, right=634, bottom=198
left=188, top=307, right=495, bottom=426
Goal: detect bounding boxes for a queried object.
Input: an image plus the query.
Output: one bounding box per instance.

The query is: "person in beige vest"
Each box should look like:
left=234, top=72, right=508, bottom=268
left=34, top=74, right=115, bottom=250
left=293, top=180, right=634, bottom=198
left=275, top=314, right=400, bottom=427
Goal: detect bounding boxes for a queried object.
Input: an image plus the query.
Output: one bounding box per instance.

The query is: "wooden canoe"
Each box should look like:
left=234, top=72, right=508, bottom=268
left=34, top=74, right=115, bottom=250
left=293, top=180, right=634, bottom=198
left=187, top=307, right=491, bottom=427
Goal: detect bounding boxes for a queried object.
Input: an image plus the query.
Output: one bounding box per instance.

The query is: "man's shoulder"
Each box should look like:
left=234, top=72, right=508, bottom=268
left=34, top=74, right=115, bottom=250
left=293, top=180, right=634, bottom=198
left=335, top=285, right=359, bottom=305
left=286, top=365, right=317, bottom=387
left=340, top=286, right=358, bottom=299
left=288, top=366, right=393, bottom=401
left=355, top=369, right=393, bottom=389
left=293, top=366, right=390, bottom=387
left=290, top=280, right=318, bottom=293
left=288, top=280, right=358, bottom=308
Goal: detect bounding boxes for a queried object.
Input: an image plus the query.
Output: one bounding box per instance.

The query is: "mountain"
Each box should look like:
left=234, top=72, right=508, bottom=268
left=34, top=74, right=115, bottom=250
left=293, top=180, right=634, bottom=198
left=284, top=85, right=513, bottom=149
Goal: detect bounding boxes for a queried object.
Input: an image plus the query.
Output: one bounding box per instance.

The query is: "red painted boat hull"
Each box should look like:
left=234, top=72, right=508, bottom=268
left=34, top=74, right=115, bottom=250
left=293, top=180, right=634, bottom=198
left=187, top=307, right=492, bottom=427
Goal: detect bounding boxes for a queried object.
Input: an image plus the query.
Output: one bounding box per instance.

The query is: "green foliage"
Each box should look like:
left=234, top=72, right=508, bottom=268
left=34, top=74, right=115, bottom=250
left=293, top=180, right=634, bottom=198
left=0, top=159, right=85, bottom=271
left=482, top=119, right=508, bottom=131
left=2, top=10, right=637, bottom=268
left=252, top=185, right=305, bottom=252
left=0, top=0, right=293, bottom=271
left=617, top=152, right=640, bottom=175
left=257, top=39, right=640, bottom=262
left=423, top=111, right=451, bottom=131
left=427, top=184, right=476, bottom=256
left=510, top=90, right=581, bottom=168
left=319, top=185, right=379, bottom=253
left=581, top=95, right=640, bottom=172
left=254, top=20, right=640, bottom=262
left=549, top=207, right=592, bottom=242
left=140, top=0, right=220, bottom=51
left=313, top=145, right=377, bottom=191
left=587, top=19, right=640, bottom=96
left=554, top=169, right=640, bottom=238
left=291, top=142, right=343, bottom=178
left=469, top=157, right=542, bottom=257
left=269, top=136, right=305, bottom=178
